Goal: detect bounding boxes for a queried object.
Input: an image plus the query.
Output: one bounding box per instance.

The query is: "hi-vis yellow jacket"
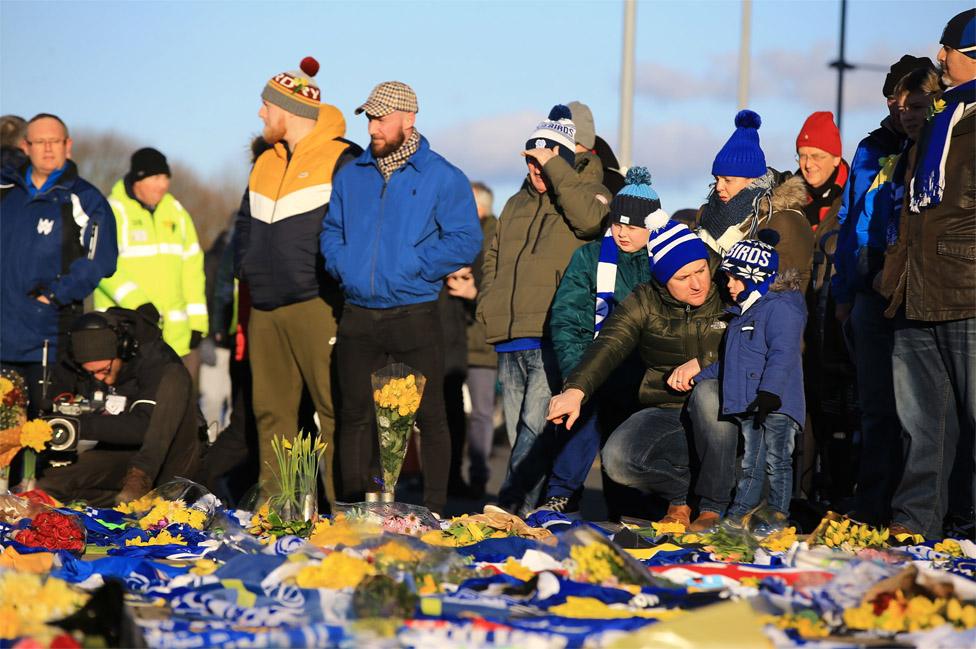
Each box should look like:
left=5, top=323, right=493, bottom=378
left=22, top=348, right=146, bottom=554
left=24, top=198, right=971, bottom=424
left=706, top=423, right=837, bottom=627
left=95, top=180, right=208, bottom=356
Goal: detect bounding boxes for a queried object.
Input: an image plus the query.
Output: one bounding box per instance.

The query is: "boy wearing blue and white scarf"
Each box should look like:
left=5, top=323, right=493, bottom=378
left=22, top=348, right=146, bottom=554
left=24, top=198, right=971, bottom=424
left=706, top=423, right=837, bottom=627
left=540, top=167, right=660, bottom=515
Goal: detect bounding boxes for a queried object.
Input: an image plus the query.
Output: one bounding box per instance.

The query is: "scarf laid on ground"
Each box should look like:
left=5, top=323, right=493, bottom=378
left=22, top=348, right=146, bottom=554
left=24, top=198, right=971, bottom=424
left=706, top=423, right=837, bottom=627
left=909, top=79, right=976, bottom=212
left=801, top=160, right=849, bottom=228
left=376, top=129, right=421, bottom=181
left=697, top=170, right=776, bottom=255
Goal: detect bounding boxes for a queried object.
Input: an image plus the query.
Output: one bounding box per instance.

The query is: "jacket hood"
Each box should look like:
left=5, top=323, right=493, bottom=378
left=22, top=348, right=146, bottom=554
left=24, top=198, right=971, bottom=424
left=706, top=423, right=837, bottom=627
left=758, top=174, right=808, bottom=217
left=271, top=103, right=347, bottom=160
left=770, top=268, right=803, bottom=292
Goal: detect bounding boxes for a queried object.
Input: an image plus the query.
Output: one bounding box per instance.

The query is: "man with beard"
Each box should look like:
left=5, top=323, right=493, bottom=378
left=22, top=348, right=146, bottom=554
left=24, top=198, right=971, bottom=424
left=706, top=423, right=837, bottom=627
left=321, top=81, right=482, bottom=515
left=234, top=57, right=361, bottom=503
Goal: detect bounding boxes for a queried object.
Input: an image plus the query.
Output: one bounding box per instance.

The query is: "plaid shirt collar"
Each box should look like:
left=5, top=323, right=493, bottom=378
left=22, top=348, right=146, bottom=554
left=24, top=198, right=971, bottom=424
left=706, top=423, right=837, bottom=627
left=376, top=129, right=421, bottom=181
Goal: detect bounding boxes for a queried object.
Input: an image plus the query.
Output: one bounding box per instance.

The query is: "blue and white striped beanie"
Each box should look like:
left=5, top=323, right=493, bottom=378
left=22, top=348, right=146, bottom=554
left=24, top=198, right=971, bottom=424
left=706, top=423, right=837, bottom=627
left=645, top=212, right=710, bottom=285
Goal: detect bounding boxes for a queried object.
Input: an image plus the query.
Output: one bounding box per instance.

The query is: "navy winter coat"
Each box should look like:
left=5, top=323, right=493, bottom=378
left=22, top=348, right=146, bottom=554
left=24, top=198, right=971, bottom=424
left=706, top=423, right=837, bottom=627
left=1, top=161, right=118, bottom=361
left=695, top=275, right=806, bottom=426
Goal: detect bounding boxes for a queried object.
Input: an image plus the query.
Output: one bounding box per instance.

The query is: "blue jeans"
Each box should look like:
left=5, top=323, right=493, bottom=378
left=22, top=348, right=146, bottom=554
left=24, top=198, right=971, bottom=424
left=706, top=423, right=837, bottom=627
left=496, top=347, right=561, bottom=514
left=601, top=406, right=691, bottom=505
left=850, top=291, right=902, bottom=523
left=546, top=400, right=600, bottom=500
left=890, top=316, right=976, bottom=538
left=727, top=413, right=799, bottom=519
left=687, top=379, right=740, bottom=515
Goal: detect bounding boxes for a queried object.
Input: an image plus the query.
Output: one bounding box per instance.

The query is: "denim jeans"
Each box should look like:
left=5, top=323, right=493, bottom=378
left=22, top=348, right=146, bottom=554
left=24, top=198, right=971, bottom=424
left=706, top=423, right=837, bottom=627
left=496, top=347, right=561, bottom=514
left=546, top=400, right=600, bottom=500
left=466, top=366, right=497, bottom=487
left=601, top=406, right=691, bottom=505
left=687, top=379, right=741, bottom=515
left=727, top=413, right=799, bottom=519
left=890, top=316, right=976, bottom=538
left=850, top=291, right=902, bottom=524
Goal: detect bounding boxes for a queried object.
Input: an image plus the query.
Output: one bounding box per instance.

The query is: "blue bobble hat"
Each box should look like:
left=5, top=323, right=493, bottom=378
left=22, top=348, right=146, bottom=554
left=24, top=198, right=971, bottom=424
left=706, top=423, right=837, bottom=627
left=712, top=110, right=767, bottom=178
left=526, top=104, right=577, bottom=166
left=609, top=167, right=666, bottom=227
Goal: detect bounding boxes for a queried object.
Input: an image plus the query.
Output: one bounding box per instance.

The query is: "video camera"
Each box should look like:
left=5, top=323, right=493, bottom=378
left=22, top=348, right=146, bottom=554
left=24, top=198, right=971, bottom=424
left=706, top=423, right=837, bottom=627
left=41, top=391, right=106, bottom=453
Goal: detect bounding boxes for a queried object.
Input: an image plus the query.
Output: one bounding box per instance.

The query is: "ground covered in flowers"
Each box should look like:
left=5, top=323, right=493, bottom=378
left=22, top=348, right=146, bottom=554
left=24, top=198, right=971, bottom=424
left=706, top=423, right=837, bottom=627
left=0, top=481, right=973, bottom=648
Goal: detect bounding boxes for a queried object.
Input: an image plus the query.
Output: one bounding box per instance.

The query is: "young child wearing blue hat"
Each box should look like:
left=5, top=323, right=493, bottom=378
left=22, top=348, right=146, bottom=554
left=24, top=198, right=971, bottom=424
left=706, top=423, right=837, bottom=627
left=689, top=230, right=807, bottom=529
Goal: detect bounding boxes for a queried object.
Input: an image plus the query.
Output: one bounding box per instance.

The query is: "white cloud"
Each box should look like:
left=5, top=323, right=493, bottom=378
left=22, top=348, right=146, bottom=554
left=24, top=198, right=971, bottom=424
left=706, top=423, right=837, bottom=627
left=428, top=110, right=540, bottom=183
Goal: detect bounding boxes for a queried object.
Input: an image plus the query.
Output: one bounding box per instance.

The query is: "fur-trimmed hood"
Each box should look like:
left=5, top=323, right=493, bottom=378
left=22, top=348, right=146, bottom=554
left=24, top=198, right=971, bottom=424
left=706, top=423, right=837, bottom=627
left=758, top=174, right=808, bottom=217
left=770, top=268, right=803, bottom=292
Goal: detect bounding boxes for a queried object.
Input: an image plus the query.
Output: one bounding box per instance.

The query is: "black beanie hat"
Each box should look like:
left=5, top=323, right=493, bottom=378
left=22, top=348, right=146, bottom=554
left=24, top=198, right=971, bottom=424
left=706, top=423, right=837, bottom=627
left=70, top=327, right=118, bottom=363
left=883, top=55, right=936, bottom=98
left=129, top=147, right=170, bottom=181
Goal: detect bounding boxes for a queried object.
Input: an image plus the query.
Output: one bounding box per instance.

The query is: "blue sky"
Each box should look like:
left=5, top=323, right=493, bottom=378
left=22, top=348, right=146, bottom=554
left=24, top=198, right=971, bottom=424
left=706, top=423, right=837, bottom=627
left=1, top=0, right=969, bottom=213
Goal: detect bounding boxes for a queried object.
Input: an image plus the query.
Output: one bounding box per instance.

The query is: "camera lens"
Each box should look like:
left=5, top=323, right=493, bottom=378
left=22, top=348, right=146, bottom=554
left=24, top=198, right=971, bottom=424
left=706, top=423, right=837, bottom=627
left=46, top=418, right=77, bottom=452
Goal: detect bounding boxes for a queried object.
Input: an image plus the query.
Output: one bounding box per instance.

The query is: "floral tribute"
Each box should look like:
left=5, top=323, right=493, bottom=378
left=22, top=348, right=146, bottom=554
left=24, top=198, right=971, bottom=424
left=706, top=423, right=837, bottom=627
left=0, top=370, right=54, bottom=489
left=0, top=571, right=88, bottom=642
left=371, top=364, right=425, bottom=498
left=13, top=510, right=86, bottom=553
left=266, top=432, right=326, bottom=522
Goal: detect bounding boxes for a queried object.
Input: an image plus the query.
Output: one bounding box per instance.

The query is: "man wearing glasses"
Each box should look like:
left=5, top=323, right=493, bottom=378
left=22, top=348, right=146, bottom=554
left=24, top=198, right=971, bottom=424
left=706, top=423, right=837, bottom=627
left=0, top=113, right=118, bottom=415
left=36, top=308, right=204, bottom=505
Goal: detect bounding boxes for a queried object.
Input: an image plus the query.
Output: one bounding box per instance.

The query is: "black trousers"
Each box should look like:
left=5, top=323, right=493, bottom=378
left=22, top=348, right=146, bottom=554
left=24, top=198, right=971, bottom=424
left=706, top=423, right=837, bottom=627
left=336, top=301, right=449, bottom=513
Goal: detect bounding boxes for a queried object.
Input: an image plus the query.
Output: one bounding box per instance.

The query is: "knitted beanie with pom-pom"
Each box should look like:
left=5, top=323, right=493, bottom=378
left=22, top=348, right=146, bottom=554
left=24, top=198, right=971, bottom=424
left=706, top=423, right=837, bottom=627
left=262, top=57, right=322, bottom=120
left=712, top=109, right=767, bottom=178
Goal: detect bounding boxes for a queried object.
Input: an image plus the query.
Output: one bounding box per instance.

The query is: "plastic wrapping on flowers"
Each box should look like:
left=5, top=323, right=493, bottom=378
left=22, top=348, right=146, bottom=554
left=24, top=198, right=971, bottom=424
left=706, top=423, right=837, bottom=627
left=371, top=363, right=425, bottom=496
left=115, top=478, right=218, bottom=531
left=2, top=495, right=87, bottom=555
left=334, top=501, right=440, bottom=537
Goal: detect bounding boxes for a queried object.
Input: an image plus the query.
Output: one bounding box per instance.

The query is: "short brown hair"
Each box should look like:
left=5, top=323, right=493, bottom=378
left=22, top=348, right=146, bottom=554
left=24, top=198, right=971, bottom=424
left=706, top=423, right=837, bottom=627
left=893, top=64, right=942, bottom=98
left=27, top=113, right=69, bottom=138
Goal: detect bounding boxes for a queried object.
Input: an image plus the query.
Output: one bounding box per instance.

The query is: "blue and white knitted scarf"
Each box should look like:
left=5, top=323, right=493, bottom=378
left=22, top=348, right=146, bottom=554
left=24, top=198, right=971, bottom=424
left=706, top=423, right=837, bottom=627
left=909, top=79, right=976, bottom=213
left=594, top=229, right=656, bottom=337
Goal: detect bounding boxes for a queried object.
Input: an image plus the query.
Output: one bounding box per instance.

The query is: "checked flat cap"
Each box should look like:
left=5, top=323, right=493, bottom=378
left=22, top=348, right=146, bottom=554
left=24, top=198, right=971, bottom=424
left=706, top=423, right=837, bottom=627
left=355, top=81, right=419, bottom=116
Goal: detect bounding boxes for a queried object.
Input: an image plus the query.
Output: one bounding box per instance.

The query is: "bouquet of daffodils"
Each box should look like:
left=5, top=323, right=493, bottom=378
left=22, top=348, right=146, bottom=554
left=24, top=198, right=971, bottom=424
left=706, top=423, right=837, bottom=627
left=371, top=363, right=425, bottom=499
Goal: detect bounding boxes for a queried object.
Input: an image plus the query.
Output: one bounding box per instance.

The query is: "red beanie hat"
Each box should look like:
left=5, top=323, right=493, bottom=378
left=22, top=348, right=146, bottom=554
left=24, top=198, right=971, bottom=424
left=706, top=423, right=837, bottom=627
left=796, top=111, right=841, bottom=157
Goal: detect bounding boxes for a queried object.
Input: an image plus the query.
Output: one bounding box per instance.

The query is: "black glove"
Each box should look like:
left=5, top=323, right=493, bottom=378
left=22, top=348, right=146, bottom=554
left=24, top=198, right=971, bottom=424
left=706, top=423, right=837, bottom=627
left=189, top=330, right=204, bottom=350
left=747, top=390, right=781, bottom=428
left=136, top=302, right=161, bottom=326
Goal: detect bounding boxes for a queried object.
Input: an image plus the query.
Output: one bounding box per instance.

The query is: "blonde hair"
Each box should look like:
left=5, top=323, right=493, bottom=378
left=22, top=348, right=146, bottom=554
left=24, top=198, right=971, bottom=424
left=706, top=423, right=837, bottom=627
left=893, top=64, right=942, bottom=98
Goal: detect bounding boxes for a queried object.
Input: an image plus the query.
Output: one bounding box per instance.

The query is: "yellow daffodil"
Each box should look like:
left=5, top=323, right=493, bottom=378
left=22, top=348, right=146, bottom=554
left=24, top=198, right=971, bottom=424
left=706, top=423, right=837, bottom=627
left=0, top=378, right=13, bottom=400
left=500, top=557, right=535, bottom=582
left=295, top=552, right=375, bottom=589
left=125, top=529, right=186, bottom=546
left=19, top=419, right=53, bottom=452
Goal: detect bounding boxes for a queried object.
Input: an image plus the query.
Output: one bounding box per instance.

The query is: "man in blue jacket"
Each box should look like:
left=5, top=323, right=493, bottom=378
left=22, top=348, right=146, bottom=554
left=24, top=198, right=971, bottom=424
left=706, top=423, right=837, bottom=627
left=0, top=113, right=117, bottom=414
left=321, top=81, right=482, bottom=514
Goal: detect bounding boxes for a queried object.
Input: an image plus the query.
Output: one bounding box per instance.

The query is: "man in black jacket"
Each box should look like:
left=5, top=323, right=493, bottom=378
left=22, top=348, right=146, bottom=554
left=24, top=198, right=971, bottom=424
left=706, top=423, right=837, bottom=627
left=37, top=308, right=204, bottom=505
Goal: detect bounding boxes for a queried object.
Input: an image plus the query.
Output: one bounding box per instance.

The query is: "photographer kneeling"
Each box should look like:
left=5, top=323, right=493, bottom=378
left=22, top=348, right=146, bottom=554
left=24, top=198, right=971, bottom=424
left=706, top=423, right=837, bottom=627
left=37, top=308, right=204, bottom=506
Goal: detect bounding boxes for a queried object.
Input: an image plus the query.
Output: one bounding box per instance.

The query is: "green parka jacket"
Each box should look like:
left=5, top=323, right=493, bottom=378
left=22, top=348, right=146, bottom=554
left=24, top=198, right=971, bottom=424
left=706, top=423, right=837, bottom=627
left=477, top=152, right=609, bottom=343
left=563, top=279, right=727, bottom=409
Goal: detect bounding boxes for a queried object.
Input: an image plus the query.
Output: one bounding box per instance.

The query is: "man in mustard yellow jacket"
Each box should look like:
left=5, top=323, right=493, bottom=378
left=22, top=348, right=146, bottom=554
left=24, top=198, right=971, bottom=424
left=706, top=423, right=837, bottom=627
left=233, top=57, right=362, bottom=500
left=95, top=148, right=208, bottom=360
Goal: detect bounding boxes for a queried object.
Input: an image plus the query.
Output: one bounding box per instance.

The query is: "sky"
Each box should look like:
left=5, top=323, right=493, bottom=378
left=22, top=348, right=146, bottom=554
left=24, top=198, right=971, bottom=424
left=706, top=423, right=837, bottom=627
left=1, top=0, right=969, bottom=215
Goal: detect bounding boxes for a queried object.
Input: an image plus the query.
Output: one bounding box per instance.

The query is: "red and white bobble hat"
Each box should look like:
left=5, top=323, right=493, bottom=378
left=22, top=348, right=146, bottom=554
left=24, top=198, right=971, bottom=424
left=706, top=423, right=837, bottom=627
left=261, top=57, right=322, bottom=120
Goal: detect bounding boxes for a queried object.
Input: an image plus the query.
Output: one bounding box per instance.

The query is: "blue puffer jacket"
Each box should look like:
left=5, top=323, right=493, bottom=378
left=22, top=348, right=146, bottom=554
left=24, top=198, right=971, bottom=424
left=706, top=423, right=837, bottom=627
left=0, top=161, right=118, bottom=361
left=320, top=136, right=482, bottom=308
left=695, top=272, right=807, bottom=426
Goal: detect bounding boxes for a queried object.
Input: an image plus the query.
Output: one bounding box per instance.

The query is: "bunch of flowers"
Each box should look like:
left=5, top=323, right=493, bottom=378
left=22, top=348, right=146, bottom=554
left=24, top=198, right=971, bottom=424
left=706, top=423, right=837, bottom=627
left=421, top=517, right=510, bottom=547
left=813, top=517, right=889, bottom=550
left=307, top=517, right=376, bottom=548
left=0, top=572, right=88, bottom=642
left=295, top=551, right=377, bottom=589
left=13, top=510, right=86, bottom=553
left=680, top=525, right=758, bottom=563
left=933, top=539, right=965, bottom=558
left=766, top=610, right=830, bottom=639
left=370, top=539, right=425, bottom=572
left=760, top=526, right=798, bottom=553
left=138, top=499, right=207, bottom=531
left=266, top=433, right=327, bottom=523
left=247, top=501, right=313, bottom=541
left=568, top=544, right=630, bottom=586
left=843, top=591, right=976, bottom=633
left=371, top=364, right=425, bottom=497
left=383, top=512, right=432, bottom=536
left=125, top=529, right=187, bottom=546
left=0, top=371, right=26, bottom=431
left=0, top=370, right=53, bottom=489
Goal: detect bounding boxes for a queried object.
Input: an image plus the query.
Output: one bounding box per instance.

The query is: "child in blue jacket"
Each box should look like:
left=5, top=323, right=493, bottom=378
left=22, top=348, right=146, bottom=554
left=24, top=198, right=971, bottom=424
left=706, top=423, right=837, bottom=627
left=693, top=230, right=806, bottom=527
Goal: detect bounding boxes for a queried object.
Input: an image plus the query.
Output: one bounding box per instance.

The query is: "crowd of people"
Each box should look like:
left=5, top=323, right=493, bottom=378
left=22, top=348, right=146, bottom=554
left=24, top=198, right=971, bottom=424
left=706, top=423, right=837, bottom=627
left=0, top=9, right=973, bottom=540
